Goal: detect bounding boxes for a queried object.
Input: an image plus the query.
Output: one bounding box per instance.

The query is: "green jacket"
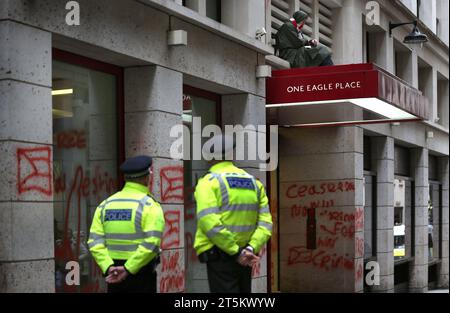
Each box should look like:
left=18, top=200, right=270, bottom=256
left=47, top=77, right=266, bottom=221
left=194, top=161, right=272, bottom=256
left=276, top=21, right=331, bottom=68
left=88, top=182, right=165, bottom=275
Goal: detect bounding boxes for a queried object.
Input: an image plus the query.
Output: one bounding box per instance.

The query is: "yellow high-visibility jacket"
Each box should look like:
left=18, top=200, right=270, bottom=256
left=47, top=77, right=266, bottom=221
left=194, top=161, right=272, bottom=256
left=88, top=182, right=165, bottom=275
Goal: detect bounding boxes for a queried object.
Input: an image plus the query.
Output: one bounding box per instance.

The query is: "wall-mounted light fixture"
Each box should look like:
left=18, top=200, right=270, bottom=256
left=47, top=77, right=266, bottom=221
left=255, top=27, right=267, bottom=40
left=389, top=20, right=428, bottom=45
left=256, top=65, right=272, bottom=78
left=168, top=30, right=187, bottom=46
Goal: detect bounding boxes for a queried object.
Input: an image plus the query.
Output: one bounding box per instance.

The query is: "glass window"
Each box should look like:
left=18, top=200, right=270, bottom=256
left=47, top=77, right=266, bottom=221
left=363, top=136, right=372, bottom=171
left=182, top=0, right=222, bottom=22
left=428, top=183, right=441, bottom=260
left=394, top=146, right=411, bottom=176
left=52, top=57, right=120, bottom=293
left=206, top=0, right=221, bottom=22
left=182, top=86, right=221, bottom=292
left=394, top=178, right=413, bottom=260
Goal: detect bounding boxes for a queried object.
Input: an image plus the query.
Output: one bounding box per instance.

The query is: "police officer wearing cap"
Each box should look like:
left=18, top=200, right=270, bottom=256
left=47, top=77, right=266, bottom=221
left=194, top=135, right=273, bottom=293
left=88, top=155, right=165, bottom=293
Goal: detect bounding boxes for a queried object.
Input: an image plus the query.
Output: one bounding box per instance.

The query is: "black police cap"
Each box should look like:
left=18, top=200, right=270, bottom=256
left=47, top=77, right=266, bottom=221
left=120, top=155, right=152, bottom=178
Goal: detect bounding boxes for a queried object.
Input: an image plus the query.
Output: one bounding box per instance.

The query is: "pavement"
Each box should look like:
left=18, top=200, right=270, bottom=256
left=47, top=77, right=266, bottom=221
left=427, top=289, right=449, bottom=293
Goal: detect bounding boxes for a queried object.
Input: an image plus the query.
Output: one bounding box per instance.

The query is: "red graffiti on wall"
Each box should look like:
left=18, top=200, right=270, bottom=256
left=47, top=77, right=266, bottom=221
left=286, top=181, right=355, bottom=199
left=54, top=165, right=117, bottom=203
left=79, top=261, right=104, bottom=293
left=291, top=200, right=334, bottom=218
left=284, top=180, right=365, bottom=287
left=320, top=221, right=355, bottom=239
left=161, top=166, right=184, bottom=202
left=252, top=245, right=267, bottom=278
left=355, top=207, right=364, bottom=232
left=148, top=165, right=184, bottom=203
left=287, top=246, right=354, bottom=271
left=160, top=250, right=185, bottom=293
left=355, top=259, right=364, bottom=283
left=162, top=210, right=181, bottom=249
left=355, top=237, right=364, bottom=259
left=320, top=209, right=358, bottom=222
left=54, top=165, right=118, bottom=293
left=185, top=232, right=198, bottom=265
left=54, top=130, right=86, bottom=149
left=17, top=146, right=52, bottom=196
left=184, top=186, right=196, bottom=221
left=317, top=236, right=338, bottom=249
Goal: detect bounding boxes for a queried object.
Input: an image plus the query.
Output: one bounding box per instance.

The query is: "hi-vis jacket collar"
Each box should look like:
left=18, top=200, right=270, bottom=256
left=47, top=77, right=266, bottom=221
left=209, top=161, right=234, bottom=172
left=123, top=181, right=149, bottom=194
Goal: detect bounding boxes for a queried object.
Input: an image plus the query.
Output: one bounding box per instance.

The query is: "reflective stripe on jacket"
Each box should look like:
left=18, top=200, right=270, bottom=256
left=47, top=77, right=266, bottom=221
left=194, top=161, right=272, bottom=256
left=88, top=182, right=165, bottom=275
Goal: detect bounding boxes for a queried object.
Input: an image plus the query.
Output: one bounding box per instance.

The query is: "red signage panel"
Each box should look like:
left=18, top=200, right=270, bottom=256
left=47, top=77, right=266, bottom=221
left=266, top=63, right=429, bottom=120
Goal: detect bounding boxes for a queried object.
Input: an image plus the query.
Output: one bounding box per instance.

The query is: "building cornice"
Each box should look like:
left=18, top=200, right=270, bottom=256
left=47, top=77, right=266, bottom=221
left=392, top=0, right=449, bottom=53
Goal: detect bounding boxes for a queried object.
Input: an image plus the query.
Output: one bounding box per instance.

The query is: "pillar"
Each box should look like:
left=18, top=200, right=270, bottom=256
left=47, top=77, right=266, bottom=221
left=372, top=136, right=395, bottom=292
left=278, top=126, right=364, bottom=293
left=0, top=20, right=54, bottom=292
left=221, top=93, right=269, bottom=292
left=409, top=148, right=429, bottom=292
left=438, top=157, right=449, bottom=287
left=124, top=65, right=185, bottom=293
left=221, top=0, right=266, bottom=40
left=185, top=0, right=206, bottom=15
left=332, top=0, right=364, bottom=65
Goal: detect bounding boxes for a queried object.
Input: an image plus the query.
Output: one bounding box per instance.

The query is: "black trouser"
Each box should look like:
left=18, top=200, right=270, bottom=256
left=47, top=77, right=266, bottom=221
left=107, top=259, right=157, bottom=293
left=203, top=248, right=252, bottom=293
left=320, top=55, right=334, bottom=66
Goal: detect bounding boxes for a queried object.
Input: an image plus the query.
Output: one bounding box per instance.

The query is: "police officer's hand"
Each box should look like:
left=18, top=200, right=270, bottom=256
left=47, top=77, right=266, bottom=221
left=105, top=266, right=129, bottom=284
left=237, top=249, right=260, bottom=267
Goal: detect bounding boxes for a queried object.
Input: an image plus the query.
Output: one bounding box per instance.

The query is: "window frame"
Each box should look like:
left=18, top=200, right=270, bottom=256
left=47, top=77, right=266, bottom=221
left=52, top=49, right=125, bottom=186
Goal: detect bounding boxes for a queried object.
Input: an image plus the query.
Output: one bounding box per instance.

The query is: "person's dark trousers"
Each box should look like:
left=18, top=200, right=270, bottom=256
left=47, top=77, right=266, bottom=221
left=320, top=55, right=334, bottom=66
left=107, top=260, right=157, bottom=293
left=206, top=254, right=252, bottom=293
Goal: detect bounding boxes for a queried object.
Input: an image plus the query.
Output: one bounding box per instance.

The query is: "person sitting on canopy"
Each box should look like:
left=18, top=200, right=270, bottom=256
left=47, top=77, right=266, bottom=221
left=275, top=10, right=334, bottom=68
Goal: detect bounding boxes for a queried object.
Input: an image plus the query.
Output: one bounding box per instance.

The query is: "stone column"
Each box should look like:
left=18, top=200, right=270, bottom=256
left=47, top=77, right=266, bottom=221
left=418, top=0, right=437, bottom=33
left=431, top=68, right=439, bottom=123
left=278, top=126, right=364, bottom=293
left=0, top=20, right=54, bottom=292
left=372, top=136, right=395, bottom=292
left=436, top=0, right=449, bottom=46
left=221, top=0, right=266, bottom=40
left=332, top=0, right=364, bottom=65
left=221, top=93, right=269, bottom=292
left=438, top=157, right=449, bottom=288
left=411, top=51, right=419, bottom=89
left=409, top=148, right=429, bottom=292
left=185, top=0, right=206, bottom=15
left=124, top=65, right=184, bottom=293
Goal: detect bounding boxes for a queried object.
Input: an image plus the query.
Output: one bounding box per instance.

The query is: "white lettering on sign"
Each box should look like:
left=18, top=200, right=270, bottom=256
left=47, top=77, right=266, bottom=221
left=287, top=81, right=362, bottom=93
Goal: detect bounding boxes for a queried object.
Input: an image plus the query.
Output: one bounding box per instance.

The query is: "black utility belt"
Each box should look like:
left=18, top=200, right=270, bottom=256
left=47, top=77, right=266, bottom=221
left=198, top=246, right=235, bottom=263
left=113, top=255, right=161, bottom=273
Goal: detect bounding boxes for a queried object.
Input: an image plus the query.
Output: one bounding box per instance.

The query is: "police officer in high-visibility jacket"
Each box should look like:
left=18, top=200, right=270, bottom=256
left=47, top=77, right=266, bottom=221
left=88, top=155, right=165, bottom=293
left=194, top=135, right=273, bottom=293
